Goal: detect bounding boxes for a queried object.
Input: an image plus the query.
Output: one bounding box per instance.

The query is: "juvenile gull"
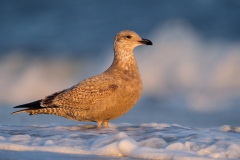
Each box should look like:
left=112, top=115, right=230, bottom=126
left=12, top=30, right=153, bottom=127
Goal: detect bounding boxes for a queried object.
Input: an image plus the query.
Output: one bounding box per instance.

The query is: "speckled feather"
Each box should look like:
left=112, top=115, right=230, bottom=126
left=12, top=30, right=152, bottom=127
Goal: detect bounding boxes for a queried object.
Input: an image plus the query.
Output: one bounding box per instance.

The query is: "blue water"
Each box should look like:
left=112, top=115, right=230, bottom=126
left=1, top=0, right=240, bottom=55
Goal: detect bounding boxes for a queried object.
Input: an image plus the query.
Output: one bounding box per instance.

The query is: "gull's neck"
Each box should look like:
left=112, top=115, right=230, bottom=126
left=104, top=43, right=142, bottom=82
left=110, top=46, right=139, bottom=71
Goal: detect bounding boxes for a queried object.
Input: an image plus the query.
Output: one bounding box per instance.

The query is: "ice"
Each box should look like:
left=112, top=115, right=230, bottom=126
left=0, top=123, right=239, bottom=160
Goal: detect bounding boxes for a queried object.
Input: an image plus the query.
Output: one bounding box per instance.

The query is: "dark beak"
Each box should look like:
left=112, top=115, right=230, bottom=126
left=138, top=38, right=153, bottom=45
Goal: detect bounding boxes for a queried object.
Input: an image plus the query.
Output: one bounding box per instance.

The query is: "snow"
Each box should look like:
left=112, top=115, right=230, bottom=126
left=0, top=123, right=240, bottom=160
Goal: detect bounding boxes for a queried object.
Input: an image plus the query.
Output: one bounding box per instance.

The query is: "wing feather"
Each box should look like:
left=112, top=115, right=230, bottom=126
left=41, top=74, right=119, bottom=109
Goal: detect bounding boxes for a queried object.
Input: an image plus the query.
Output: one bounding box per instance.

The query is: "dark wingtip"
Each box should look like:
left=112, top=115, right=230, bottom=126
left=139, top=38, right=153, bottom=45
left=13, top=100, right=42, bottom=109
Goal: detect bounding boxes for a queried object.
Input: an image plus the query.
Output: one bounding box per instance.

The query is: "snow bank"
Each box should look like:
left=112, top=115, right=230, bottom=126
left=0, top=123, right=239, bottom=159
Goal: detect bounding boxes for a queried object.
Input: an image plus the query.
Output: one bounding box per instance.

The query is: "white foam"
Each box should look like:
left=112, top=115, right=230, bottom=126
left=0, top=123, right=239, bottom=159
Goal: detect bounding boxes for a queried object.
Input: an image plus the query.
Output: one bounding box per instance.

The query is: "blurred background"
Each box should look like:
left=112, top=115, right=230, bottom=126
left=0, top=0, right=240, bottom=127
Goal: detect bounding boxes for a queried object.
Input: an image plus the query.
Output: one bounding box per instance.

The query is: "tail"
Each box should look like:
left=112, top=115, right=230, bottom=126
left=12, top=100, right=42, bottom=114
left=12, top=100, right=88, bottom=121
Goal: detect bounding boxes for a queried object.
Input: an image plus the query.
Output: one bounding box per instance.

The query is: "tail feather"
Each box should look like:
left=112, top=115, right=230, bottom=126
left=12, top=100, right=42, bottom=114
left=12, top=109, right=36, bottom=114
left=12, top=100, right=86, bottom=121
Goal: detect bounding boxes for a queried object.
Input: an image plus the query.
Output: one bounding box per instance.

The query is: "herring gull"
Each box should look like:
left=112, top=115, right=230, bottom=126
left=12, top=30, right=153, bottom=127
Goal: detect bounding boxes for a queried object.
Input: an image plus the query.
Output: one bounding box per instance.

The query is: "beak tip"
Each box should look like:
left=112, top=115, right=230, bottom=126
left=139, top=38, right=153, bottom=45
left=147, top=41, right=153, bottom=45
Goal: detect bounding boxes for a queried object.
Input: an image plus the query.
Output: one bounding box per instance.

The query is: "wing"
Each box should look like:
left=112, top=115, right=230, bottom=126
left=41, top=74, right=119, bottom=110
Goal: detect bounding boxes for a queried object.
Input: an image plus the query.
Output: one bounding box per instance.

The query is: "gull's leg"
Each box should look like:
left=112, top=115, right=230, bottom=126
left=97, top=121, right=103, bottom=128
left=103, top=121, right=109, bottom=128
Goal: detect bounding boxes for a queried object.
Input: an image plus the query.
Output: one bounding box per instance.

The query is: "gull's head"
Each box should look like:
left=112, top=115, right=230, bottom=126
left=114, top=30, right=152, bottom=51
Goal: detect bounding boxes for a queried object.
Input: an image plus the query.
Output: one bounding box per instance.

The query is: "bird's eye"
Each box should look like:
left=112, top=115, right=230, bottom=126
left=126, top=35, right=132, bottom=39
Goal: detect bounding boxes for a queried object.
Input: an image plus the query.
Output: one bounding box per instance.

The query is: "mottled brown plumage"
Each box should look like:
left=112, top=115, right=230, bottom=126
left=12, top=30, right=152, bottom=127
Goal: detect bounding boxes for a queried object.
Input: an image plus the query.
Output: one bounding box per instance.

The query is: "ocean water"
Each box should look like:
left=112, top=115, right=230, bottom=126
left=1, top=1, right=240, bottom=159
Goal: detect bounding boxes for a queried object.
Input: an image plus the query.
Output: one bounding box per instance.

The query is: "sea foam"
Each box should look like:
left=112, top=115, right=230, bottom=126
left=0, top=123, right=239, bottom=159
